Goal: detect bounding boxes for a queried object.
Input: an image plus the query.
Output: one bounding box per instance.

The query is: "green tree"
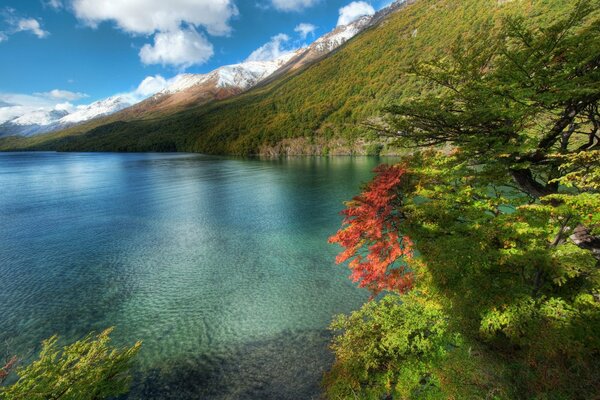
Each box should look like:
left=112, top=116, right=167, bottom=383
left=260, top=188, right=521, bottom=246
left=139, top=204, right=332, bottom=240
left=324, top=293, right=453, bottom=400
left=328, top=2, right=600, bottom=398
left=1, top=328, right=140, bottom=400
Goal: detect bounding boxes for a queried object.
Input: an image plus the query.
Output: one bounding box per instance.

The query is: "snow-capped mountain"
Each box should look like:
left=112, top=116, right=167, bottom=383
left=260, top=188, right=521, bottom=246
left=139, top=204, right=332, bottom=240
left=159, top=54, right=298, bottom=95
left=132, top=14, right=378, bottom=115
left=59, top=96, right=131, bottom=124
left=0, top=1, right=408, bottom=138
left=312, top=15, right=372, bottom=53
left=11, top=108, right=70, bottom=127
left=261, top=12, right=381, bottom=82
left=0, top=95, right=131, bottom=137
left=125, top=52, right=301, bottom=115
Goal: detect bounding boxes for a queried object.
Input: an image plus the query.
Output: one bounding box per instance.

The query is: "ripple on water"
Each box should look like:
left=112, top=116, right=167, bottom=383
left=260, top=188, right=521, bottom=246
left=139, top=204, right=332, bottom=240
left=0, top=153, right=398, bottom=398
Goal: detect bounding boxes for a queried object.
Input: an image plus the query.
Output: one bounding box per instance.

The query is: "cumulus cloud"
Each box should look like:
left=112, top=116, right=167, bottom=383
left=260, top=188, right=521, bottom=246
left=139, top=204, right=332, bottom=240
left=72, top=0, right=238, bottom=36
left=270, top=0, right=319, bottom=12
left=70, top=0, right=236, bottom=69
left=133, top=75, right=168, bottom=97
left=294, top=23, right=317, bottom=39
left=246, top=33, right=294, bottom=62
left=337, top=1, right=375, bottom=26
left=139, top=28, right=214, bottom=68
left=34, top=89, right=88, bottom=101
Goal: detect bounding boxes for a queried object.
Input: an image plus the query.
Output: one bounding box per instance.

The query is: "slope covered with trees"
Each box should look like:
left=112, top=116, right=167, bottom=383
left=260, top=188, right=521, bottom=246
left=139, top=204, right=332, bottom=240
left=0, top=0, right=580, bottom=155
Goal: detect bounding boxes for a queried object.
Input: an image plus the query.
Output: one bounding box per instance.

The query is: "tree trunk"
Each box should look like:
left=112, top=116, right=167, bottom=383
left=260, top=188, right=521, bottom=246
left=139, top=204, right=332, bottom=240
left=510, top=168, right=556, bottom=198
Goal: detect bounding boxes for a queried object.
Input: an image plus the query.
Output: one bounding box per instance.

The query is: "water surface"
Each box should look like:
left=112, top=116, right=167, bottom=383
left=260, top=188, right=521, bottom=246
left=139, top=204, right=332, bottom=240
left=0, top=152, right=391, bottom=399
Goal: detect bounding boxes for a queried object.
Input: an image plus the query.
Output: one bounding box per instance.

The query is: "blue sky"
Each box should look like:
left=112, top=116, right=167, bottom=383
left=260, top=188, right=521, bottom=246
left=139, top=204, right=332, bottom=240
left=0, top=0, right=390, bottom=112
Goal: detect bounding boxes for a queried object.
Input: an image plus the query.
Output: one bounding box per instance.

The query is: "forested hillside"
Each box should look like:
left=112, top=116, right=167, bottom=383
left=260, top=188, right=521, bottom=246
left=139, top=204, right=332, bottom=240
left=0, top=0, right=578, bottom=154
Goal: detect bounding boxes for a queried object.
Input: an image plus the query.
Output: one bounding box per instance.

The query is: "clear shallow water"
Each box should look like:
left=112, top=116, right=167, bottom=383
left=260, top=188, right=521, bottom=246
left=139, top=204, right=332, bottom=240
left=0, top=152, right=391, bottom=399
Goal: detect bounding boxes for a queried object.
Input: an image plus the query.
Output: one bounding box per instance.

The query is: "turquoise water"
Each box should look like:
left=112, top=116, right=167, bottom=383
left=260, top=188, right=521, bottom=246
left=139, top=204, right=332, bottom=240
left=0, top=152, right=391, bottom=399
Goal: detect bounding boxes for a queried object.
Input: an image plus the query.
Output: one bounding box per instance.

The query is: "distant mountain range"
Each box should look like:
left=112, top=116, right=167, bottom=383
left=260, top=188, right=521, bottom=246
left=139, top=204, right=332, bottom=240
left=0, top=96, right=131, bottom=137
left=0, top=3, right=396, bottom=138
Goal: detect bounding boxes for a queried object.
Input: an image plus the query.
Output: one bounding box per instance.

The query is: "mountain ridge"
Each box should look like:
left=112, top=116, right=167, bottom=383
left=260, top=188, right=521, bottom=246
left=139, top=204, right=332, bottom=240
left=0, top=0, right=572, bottom=155
left=0, top=6, right=385, bottom=139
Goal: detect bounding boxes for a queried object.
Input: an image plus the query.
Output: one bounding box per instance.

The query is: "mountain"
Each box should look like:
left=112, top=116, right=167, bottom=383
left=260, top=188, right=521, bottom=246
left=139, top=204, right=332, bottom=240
left=0, top=0, right=574, bottom=154
left=116, top=12, right=384, bottom=121
left=122, top=52, right=302, bottom=118
left=0, top=109, right=70, bottom=137
left=0, top=5, right=383, bottom=141
left=0, top=96, right=131, bottom=138
left=0, top=5, right=382, bottom=140
left=270, top=0, right=410, bottom=79
left=59, top=96, right=131, bottom=124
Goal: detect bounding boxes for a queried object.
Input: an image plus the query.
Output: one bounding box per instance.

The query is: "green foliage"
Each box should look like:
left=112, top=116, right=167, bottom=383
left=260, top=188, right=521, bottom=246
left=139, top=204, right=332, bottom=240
left=0, top=328, right=141, bottom=400
left=324, top=293, right=451, bottom=399
left=327, top=2, right=600, bottom=398
left=325, top=292, right=519, bottom=399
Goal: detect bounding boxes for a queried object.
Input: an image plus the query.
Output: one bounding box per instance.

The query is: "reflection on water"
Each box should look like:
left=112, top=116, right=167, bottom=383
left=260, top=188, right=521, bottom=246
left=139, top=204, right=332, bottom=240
left=0, top=152, right=395, bottom=399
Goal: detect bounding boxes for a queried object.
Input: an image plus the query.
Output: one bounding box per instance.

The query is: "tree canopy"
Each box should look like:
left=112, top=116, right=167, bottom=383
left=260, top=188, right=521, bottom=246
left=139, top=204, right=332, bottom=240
left=327, top=2, right=600, bottom=398
left=0, top=328, right=140, bottom=400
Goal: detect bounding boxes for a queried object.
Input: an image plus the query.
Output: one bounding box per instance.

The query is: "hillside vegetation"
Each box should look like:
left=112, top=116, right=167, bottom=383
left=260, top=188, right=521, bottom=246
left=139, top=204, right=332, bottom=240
left=0, top=0, right=577, bottom=154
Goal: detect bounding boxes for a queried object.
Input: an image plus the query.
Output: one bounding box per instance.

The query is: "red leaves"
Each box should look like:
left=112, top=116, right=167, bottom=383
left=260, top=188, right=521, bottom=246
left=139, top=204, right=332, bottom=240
left=0, top=356, right=18, bottom=383
left=329, top=164, right=414, bottom=295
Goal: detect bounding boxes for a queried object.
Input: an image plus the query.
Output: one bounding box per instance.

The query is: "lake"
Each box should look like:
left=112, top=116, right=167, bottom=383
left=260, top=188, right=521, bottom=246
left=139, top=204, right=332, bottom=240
left=0, top=152, right=393, bottom=399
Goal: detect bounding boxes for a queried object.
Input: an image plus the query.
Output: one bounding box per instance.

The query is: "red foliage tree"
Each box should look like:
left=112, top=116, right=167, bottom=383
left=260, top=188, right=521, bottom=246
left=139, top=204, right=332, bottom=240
left=329, top=164, right=414, bottom=295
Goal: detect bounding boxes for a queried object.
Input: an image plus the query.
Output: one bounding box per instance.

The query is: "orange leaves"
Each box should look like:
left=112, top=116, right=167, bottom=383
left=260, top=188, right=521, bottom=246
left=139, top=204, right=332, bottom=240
left=329, top=164, right=414, bottom=295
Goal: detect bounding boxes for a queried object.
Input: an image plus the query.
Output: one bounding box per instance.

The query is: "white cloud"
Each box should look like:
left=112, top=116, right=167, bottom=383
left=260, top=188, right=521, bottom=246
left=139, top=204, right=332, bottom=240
left=16, top=18, right=49, bottom=38
left=71, top=0, right=236, bottom=69
left=0, top=10, right=49, bottom=42
left=139, top=28, right=214, bottom=68
left=337, top=1, right=375, bottom=26
left=246, top=33, right=294, bottom=62
left=34, top=89, right=88, bottom=101
left=133, top=75, right=168, bottom=97
left=270, top=0, right=319, bottom=12
left=45, top=0, right=63, bottom=9
left=138, top=32, right=210, bottom=69
left=0, top=93, right=57, bottom=123
left=72, top=0, right=238, bottom=36
left=54, top=102, right=75, bottom=112
left=114, top=74, right=170, bottom=104
left=294, top=23, right=317, bottom=39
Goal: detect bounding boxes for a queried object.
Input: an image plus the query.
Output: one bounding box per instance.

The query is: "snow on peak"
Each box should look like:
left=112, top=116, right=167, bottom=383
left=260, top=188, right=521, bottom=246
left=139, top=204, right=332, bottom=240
left=215, top=52, right=299, bottom=89
left=58, top=95, right=131, bottom=124
left=157, top=51, right=300, bottom=95
left=12, top=108, right=70, bottom=126
left=313, top=15, right=372, bottom=53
